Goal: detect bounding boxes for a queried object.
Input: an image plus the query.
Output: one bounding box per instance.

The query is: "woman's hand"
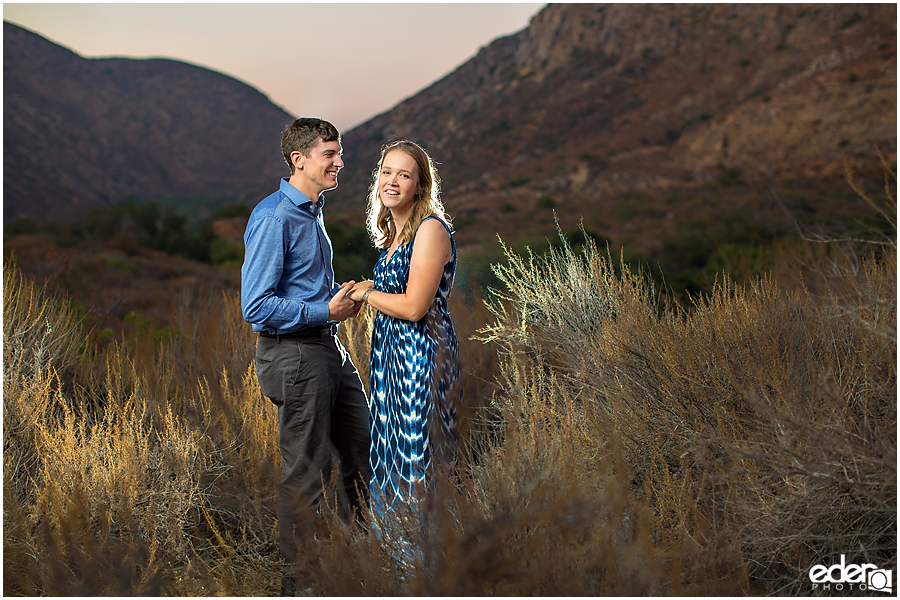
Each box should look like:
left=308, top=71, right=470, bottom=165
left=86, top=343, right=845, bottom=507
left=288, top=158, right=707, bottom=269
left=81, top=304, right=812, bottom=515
left=348, top=280, right=375, bottom=303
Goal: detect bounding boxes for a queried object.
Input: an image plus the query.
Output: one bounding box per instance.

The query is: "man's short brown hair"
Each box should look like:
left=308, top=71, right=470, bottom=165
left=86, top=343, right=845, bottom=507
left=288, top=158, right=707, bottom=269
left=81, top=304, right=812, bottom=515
left=281, top=118, right=340, bottom=174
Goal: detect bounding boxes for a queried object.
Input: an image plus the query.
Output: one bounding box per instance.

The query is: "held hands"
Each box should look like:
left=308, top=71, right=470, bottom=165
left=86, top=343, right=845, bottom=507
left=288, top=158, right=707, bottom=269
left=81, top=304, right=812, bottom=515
left=328, top=280, right=360, bottom=321
left=348, top=280, right=375, bottom=303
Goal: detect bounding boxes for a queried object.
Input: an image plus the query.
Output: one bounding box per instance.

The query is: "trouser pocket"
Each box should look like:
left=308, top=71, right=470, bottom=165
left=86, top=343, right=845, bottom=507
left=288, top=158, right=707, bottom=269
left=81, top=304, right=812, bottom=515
left=255, top=336, right=303, bottom=403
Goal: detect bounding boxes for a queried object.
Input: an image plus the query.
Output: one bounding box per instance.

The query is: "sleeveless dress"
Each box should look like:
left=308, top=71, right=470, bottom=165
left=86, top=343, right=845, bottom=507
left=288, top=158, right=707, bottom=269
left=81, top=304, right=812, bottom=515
left=369, top=216, right=460, bottom=510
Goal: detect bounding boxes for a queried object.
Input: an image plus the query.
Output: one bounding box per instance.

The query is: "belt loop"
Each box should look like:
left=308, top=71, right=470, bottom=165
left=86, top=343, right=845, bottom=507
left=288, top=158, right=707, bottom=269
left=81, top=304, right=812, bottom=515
left=276, top=334, right=281, bottom=344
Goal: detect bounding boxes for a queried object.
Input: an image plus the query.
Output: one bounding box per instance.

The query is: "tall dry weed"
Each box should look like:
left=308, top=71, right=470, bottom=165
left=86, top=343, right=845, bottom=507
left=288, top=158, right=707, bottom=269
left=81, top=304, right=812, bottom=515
left=3, top=254, right=85, bottom=384
left=2, top=258, right=281, bottom=595
left=479, top=196, right=895, bottom=593
left=4, top=169, right=894, bottom=595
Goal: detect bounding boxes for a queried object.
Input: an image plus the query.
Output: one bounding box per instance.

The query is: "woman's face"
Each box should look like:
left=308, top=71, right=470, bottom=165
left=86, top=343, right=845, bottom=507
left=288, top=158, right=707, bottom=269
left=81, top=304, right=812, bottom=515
left=378, top=150, right=420, bottom=213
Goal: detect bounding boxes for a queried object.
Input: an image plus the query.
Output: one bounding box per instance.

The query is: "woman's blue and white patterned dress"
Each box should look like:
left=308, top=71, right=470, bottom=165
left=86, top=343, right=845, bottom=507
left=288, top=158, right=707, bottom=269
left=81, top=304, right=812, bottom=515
left=369, top=216, right=460, bottom=510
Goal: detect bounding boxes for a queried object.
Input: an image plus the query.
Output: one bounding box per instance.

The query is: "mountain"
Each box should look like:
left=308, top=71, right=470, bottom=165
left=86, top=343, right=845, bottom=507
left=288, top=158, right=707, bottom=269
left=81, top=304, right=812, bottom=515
left=4, top=5, right=895, bottom=257
left=3, top=21, right=294, bottom=222
left=328, top=3, right=896, bottom=247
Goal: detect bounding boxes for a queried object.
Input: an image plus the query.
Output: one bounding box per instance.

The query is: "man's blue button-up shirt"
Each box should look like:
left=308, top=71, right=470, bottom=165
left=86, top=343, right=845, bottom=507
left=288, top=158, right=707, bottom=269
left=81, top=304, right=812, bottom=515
left=241, top=178, right=337, bottom=334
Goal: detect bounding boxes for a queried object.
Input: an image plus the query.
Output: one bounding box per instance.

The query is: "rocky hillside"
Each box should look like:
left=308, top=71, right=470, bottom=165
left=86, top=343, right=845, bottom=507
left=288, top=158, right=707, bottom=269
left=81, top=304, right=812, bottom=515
left=4, top=5, right=895, bottom=257
left=329, top=3, right=896, bottom=246
left=3, top=21, right=294, bottom=222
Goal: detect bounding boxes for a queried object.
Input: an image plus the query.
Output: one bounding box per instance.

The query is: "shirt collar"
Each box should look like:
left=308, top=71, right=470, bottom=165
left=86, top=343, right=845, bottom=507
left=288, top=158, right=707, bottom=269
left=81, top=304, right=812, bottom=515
left=280, top=177, right=325, bottom=211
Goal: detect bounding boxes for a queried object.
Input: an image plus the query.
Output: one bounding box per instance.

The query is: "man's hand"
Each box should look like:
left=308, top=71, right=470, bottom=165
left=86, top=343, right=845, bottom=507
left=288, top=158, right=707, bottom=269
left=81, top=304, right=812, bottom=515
left=348, top=280, right=375, bottom=303
left=328, top=280, right=360, bottom=322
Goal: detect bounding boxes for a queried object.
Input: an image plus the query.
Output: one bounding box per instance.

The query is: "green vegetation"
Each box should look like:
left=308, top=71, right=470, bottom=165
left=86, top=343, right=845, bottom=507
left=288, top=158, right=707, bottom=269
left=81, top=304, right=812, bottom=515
left=328, top=222, right=382, bottom=283
left=4, top=200, right=238, bottom=264
left=467, top=164, right=897, bottom=307
left=717, top=163, right=743, bottom=185
left=453, top=214, right=479, bottom=231
left=506, top=176, right=532, bottom=188
left=4, top=199, right=382, bottom=279
left=457, top=227, right=610, bottom=301
left=4, top=218, right=39, bottom=236
left=209, top=237, right=244, bottom=268
left=659, top=208, right=791, bottom=293
left=536, top=194, right=556, bottom=210
left=122, top=310, right=177, bottom=343
left=841, top=11, right=864, bottom=28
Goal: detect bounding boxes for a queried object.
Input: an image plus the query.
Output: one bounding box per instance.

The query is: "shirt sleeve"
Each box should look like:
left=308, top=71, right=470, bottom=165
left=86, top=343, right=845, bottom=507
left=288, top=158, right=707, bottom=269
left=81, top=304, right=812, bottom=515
left=240, top=214, right=330, bottom=332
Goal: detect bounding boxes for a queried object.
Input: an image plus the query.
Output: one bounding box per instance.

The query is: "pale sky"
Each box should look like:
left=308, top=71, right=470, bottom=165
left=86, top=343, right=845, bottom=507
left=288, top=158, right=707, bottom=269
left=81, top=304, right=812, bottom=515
left=3, top=2, right=545, bottom=131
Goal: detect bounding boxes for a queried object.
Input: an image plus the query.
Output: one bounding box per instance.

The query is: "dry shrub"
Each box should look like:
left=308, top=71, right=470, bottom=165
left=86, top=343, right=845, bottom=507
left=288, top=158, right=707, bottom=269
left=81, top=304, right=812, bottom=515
left=2, top=256, right=281, bottom=595
left=3, top=254, right=85, bottom=383
left=298, top=257, right=747, bottom=595
left=479, top=196, right=895, bottom=593
left=4, top=168, right=894, bottom=595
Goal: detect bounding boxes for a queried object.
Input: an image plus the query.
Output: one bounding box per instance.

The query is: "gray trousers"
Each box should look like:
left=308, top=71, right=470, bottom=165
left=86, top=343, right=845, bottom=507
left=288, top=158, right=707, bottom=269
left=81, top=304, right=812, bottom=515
left=255, top=332, right=370, bottom=591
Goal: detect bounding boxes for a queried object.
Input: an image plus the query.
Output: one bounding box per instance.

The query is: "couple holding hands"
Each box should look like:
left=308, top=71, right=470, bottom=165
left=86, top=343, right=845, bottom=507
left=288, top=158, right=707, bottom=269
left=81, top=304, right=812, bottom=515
left=240, top=117, right=459, bottom=592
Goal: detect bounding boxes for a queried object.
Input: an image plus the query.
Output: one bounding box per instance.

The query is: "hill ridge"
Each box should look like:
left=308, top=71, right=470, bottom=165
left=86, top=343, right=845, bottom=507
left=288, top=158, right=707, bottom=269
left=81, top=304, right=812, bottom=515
left=328, top=3, right=896, bottom=250
left=3, top=20, right=294, bottom=222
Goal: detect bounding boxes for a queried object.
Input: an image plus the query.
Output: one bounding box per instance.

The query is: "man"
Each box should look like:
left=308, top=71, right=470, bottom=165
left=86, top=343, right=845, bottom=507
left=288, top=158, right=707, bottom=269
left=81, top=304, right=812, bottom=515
left=241, top=117, right=369, bottom=595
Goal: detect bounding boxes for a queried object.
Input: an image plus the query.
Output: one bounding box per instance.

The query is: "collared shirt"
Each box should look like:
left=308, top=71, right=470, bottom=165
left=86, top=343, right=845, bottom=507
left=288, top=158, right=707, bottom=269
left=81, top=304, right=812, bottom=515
left=241, top=178, right=337, bottom=334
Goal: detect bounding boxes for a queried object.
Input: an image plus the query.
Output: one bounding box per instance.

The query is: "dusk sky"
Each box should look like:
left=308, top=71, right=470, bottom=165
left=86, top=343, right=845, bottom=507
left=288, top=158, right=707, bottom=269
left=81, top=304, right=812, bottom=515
left=4, top=3, right=546, bottom=132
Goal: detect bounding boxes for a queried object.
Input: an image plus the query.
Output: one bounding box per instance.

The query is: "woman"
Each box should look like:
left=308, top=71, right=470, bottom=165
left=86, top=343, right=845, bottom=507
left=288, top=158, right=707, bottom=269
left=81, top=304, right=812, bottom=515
left=349, top=140, right=460, bottom=513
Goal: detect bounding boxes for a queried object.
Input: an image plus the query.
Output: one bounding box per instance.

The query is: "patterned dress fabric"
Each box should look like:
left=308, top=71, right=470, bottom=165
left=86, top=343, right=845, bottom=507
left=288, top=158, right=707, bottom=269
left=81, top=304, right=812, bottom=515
left=369, top=216, right=460, bottom=511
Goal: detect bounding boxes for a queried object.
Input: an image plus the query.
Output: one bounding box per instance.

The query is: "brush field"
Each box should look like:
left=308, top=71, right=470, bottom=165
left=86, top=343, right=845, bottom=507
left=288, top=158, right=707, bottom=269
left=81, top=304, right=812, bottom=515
left=3, top=168, right=896, bottom=595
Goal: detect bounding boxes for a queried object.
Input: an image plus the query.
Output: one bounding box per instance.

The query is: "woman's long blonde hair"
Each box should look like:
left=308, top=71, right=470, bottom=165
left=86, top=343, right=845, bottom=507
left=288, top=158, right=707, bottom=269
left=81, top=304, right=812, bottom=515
left=366, top=140, right=452, bottom=250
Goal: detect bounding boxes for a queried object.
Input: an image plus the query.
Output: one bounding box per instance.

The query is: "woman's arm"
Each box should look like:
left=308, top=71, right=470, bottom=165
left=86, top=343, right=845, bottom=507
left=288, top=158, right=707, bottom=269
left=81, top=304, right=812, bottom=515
left=350, top=219, right=452, bottom=321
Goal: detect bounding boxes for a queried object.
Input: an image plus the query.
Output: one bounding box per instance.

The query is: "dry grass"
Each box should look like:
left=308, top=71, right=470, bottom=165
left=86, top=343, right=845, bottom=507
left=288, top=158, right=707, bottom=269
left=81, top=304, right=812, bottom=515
left=3, top=172, right=895, bottom=595
left=477, top=168, right=896, bottom=593
left=3, top=254, right=282, bottom=595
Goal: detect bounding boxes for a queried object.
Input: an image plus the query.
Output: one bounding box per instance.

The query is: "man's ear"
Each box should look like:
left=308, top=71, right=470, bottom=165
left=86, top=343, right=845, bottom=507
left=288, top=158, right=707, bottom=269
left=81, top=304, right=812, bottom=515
left=291, top=151, right=304, bottom=171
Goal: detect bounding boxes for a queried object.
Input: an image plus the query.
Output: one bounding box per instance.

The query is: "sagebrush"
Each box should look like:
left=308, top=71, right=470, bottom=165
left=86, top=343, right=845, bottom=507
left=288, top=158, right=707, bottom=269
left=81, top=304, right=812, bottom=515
left=3, top=173, right=895, bottom=595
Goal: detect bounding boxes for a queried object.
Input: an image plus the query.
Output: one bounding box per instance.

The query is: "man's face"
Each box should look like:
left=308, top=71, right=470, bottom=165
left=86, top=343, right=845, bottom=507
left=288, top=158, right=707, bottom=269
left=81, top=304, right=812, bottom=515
left=293, top=139, right=344, bottom=196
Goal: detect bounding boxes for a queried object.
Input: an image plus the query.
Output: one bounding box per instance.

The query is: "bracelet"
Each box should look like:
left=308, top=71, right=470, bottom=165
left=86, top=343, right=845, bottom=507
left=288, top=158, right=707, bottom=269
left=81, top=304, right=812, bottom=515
left=361, top=287, right=374, bottom=305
